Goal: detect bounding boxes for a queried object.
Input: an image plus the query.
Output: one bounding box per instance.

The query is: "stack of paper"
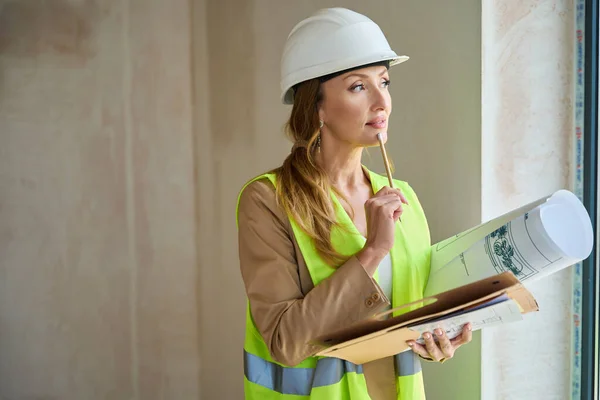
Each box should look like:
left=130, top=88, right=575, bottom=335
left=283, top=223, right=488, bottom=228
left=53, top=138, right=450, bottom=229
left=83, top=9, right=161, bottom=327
left=408, top=294, right=522, bottom=344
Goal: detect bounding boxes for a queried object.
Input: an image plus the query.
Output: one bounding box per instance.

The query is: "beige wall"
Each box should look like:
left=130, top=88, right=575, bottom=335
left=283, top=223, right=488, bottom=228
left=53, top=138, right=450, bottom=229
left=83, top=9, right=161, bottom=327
left=1, top=0, right=573, bottom=399
left=0, top=1, right=200, bottom=398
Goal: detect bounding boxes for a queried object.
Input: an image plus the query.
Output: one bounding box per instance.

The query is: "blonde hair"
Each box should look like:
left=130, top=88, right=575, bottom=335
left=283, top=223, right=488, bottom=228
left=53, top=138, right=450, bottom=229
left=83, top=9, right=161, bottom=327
left=270, top=79, right=347, bottom=265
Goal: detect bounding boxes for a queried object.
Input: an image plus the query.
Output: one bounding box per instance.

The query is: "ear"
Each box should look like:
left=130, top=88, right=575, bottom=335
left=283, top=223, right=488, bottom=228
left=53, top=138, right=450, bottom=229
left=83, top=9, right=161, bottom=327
left=317, top=103, right=326, bottom=125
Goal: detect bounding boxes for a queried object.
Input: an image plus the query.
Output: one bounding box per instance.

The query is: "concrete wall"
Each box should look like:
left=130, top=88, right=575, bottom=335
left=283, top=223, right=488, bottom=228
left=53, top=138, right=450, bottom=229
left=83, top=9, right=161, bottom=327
left=0, top=1, right=200, bottom=398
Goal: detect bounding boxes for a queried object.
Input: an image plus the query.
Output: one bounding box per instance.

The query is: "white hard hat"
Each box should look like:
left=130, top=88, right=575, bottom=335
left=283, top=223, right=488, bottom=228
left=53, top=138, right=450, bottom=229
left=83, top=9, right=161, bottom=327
left=280, top=7, right=409, bottom=104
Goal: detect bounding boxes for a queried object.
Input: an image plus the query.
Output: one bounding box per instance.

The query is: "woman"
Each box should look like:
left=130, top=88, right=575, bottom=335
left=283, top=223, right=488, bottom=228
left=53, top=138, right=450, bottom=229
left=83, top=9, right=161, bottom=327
left=236, top=8, right=472, bottom=400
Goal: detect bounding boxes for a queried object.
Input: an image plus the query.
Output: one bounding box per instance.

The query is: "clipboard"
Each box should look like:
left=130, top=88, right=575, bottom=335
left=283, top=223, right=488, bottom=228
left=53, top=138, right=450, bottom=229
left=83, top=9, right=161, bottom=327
left=310, top=271, right=539, bottom=365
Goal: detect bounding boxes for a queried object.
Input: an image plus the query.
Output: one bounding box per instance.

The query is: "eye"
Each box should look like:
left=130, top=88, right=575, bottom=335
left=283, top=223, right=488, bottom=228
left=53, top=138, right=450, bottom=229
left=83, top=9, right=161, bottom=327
left=382, top=78, right=391, bottom=88
left=350, top=83, right=365, bottom=93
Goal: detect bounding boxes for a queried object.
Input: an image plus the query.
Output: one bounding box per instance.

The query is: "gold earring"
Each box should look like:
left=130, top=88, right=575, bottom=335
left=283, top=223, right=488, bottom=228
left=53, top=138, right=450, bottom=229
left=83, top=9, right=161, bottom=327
left=318, top=120, right=323, bottom=153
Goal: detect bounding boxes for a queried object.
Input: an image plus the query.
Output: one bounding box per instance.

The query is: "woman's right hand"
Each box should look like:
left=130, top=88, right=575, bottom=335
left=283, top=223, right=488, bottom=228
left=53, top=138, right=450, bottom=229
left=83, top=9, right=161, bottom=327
left=357, top=186, right=408, bottom=275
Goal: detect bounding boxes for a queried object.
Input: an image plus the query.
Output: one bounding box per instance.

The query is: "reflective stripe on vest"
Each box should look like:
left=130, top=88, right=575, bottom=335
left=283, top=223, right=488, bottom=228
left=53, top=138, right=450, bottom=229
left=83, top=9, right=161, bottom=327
left=244, top=350, right=363, bottom=395
left=244, top=350, right=421, bottom=395
left=237, top=168, right=431, bottom=399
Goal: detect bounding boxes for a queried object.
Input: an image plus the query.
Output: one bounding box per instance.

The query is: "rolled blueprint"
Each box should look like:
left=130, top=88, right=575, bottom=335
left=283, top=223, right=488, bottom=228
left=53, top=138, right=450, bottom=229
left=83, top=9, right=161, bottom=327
left=424, top=190, right=594, bottom=297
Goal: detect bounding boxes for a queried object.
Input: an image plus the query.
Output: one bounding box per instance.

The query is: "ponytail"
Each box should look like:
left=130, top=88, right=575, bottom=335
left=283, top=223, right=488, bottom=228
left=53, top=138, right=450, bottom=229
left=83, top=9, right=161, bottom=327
left=271, top=79, right=346, bottom=265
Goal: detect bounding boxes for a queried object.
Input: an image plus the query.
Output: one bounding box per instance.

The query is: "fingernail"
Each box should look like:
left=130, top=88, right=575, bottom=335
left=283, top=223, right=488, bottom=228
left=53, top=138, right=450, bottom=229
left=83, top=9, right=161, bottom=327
left=423, top=333, right=431, bottom=339
left=435, top=329, right=443, bottom=336
left=407, top=341, right=414, bottom=347
left=467, top=324, right=472, bottom=331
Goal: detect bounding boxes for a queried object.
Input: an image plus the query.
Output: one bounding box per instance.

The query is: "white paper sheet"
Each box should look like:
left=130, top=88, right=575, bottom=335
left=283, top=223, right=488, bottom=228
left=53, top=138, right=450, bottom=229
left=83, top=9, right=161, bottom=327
left=424, top=190, right=594, bottom=297
left=409, top=297, right=523, bottom=344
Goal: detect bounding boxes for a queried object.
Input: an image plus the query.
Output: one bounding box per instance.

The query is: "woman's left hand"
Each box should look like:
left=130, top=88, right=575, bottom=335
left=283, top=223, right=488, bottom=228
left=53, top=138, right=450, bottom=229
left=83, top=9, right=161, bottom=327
left=406, top=323, right=472, bottom=362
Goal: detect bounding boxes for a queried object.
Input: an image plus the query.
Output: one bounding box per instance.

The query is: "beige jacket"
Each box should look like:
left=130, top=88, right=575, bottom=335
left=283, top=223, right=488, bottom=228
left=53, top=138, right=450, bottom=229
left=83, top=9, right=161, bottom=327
left=237, top=178, right=399, bottom=400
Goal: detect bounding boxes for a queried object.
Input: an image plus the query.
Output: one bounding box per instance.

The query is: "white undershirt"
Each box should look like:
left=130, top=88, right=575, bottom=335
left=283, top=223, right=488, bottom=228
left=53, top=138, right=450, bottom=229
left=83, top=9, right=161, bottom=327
left=378, top=253, right=393, bottom=309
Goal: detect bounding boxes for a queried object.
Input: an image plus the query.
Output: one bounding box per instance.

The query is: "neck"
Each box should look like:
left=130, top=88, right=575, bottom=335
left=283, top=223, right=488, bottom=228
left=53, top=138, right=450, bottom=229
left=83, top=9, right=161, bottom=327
left=316, top=140, right=368, bottom=190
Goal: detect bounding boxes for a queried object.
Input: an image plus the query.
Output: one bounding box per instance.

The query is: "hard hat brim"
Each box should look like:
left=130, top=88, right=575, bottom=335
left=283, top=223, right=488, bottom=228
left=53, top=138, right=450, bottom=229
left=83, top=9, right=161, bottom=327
left=281, top=53, right=409, bottom=105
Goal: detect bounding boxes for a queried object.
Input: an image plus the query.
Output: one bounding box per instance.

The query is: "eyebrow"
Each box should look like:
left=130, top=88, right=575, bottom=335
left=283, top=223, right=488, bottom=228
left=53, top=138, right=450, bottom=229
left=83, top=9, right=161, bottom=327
left=343, top=69, right=389, bottom=80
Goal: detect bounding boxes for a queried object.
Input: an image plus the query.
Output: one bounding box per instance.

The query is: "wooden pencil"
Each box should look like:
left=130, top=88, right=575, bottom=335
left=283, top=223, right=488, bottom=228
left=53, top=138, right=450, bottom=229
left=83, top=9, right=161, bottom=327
left=376, top=133, right=394, bottom=188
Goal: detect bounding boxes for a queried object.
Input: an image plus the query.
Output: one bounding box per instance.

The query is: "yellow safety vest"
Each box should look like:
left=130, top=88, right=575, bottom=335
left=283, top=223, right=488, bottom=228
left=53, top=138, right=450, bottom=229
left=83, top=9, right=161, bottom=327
left=236, top=167, right=431, bottom=399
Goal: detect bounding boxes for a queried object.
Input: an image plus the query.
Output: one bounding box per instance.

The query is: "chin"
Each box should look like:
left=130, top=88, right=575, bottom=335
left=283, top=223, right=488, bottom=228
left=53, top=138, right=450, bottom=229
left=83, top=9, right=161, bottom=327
left=366, top=131, right=387, bottom=145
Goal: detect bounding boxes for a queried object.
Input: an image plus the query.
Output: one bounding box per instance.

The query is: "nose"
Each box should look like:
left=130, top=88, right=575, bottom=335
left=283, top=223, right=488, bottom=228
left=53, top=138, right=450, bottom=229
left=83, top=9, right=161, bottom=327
left=371, top=85, right=391, bottom=112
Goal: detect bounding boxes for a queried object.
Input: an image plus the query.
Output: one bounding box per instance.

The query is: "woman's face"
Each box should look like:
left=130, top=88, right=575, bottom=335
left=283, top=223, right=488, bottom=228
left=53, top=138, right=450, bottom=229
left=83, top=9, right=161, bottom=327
left=318, top=65, right=392, bottom=148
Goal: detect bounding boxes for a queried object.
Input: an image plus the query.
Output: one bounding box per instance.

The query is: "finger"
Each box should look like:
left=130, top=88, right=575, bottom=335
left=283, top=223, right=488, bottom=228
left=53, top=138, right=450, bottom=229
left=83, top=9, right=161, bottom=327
left=365, top=195, right=404, bottom=221
left=390, top=188, right=409, bottom=205
left=376, top=194, right=403, bottom=205
left=391, top=201, right=405, bottom=220
left=383, top=200, right=403, bottom=220
left=374, top=186, right=393, bottom=197
left=368, top=196, right=403, bottom=216
left=423, top=332, right=444, bottom=361
left=406, top=341, right=431, bottom=359
left=392, top=208, right=404, bottom=221
left=366, top=194, right=400, bottom=208
left=450, top=323, right=473, bottom=347
left=434, top=329, right=454, bottom=359
left=461, top=323, right=473, bottom=343
left=376, top=187, right=408, bottom=205
left=399, top=191, right=409, bottom=205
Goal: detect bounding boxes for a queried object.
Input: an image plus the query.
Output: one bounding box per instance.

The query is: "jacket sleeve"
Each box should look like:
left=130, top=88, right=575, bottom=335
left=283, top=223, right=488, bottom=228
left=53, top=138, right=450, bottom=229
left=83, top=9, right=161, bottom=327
left=237, top=179, right=390, bottom=366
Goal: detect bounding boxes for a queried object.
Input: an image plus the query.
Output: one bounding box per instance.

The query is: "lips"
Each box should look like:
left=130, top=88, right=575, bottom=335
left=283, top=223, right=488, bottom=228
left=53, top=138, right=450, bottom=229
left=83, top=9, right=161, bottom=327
left=366, top=118, right=387, bottom=129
